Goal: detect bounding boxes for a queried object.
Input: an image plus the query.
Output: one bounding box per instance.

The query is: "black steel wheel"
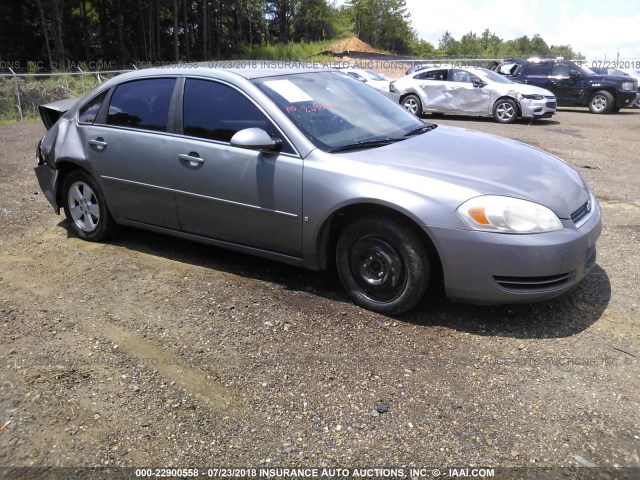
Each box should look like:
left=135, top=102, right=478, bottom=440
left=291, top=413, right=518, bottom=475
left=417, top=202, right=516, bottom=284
left=336, top=216, right=429, bottom=315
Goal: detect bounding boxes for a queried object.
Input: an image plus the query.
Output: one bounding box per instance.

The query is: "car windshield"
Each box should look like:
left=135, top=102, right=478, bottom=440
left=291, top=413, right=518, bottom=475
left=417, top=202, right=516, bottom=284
left=253, top=71, right=425, bottom=152
left=475, top=68, right=513, bottom=84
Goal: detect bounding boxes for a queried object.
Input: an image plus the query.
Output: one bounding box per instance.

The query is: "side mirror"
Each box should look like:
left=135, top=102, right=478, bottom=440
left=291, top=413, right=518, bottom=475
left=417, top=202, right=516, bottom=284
left=569, top=69, right=581, bottom=79
left=472, top=80, right=486, bottom=88
left=230, top=128, right=281, bottom=153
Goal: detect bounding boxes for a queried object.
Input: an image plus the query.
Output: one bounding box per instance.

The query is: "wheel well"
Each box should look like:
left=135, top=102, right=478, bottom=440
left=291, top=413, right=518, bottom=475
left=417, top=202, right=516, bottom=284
left=316, top=204, right=444, bottom=294
left=588, top=88, right=616, bottom=99
left=54, top=161, right=86, bottom=208
left=400, top=92, right=419, bottom=103
left=494, top=96, right=521, bottom=115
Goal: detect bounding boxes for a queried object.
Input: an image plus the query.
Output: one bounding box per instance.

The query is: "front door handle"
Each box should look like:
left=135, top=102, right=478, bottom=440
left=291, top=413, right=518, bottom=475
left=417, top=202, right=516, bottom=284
left=178, top=152, right=204, bottom=167
left=88, top=138, right=107, bottom=151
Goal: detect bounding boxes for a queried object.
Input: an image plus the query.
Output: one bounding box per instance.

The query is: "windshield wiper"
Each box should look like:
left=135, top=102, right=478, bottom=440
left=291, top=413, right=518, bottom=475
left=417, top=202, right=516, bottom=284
left=328, top=137, right=405, bottom=153
left=404, top=124, right=438, bottom=137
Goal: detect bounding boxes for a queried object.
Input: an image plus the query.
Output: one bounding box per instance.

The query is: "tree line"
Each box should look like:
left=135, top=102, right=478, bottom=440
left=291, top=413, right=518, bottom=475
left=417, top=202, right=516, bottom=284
left=430, top=29, right=583, bottom=60
left=0, top=0, right=582, bottom=70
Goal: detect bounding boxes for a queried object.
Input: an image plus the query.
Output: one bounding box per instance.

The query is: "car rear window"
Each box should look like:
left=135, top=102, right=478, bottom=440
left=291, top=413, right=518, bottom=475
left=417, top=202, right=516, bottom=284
left=106, top=78, right=175, bottom=132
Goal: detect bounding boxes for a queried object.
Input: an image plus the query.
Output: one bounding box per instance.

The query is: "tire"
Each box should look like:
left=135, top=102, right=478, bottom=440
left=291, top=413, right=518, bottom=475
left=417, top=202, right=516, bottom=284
left=588, top=90, right=614, bottom=114
left=492, top=98, right=518, bottom=123
left=62, top=169, right=116, bottom=242
left=402, top=94, right=422, bottom=116
left=336, top=216, right=430, bottom=315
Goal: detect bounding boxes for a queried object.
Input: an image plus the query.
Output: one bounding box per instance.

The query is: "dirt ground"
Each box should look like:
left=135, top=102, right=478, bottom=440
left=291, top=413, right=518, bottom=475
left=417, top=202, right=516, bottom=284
left=0, top=106, right=639, bottom=478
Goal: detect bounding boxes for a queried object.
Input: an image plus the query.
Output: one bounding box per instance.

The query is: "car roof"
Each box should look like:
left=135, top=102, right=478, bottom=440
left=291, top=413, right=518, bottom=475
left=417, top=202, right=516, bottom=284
left=109, top=64, right=332, bottom=83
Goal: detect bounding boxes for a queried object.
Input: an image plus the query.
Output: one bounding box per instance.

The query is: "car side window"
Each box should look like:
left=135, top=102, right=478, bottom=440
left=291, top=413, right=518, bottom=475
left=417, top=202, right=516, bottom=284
left=425, top=70, right=448, bottom=81
left=524, top=62, right=552, bottom=76
left=106, top=78, right=175, bottom=132
left=551, top=64, right=572, bottom=78
left=78, top=91, right=108, bottom=124
left=182, top=78, right=295, bottom=154
left=451, top=70, right=472, bottom=83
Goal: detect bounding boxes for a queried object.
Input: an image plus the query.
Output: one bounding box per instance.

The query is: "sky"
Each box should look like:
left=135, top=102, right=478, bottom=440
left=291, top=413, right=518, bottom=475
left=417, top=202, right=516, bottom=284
left=353, top=0, right=640, bottom=60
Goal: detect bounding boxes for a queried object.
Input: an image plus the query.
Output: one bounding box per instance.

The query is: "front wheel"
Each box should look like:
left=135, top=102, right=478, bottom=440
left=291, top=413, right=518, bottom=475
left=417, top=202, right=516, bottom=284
left=336, top=216, right=430, bottom=315
left=492, top=98, right=518, bottom=123
left=588, top=90, right=614, bottom=114
left=62, top=170, right=116, bottom=242
left=402, top=94, right=422, bottom=116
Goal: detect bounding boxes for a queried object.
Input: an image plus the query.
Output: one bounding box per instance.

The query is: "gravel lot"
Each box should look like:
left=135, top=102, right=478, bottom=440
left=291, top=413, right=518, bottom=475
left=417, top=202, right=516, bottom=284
left=0, top=107, right=638, bottom=478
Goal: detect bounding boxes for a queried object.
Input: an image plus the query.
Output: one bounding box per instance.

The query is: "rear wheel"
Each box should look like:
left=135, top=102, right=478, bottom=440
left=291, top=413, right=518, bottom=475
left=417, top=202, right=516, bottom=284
left=492, top=98, right=518, bottom=123
left=402, top=94, right=422, bottom=116
left=62, top=170, right=116, bottom=242
left=588, top=90, right=614, bottom=114
left=336, top=216, right=429, bottom=315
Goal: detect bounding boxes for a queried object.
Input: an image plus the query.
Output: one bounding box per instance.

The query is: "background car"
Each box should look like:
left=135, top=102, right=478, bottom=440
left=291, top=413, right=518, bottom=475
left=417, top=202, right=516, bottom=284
left=35, top=67, right=600, bottom=315
left=491, top=58, right=638, bottom=113
left=405, top=63, right=434, bottom=75
left=391, top=66, right=556, bottom=123
left=590, top=66, right=630, bottom=77
left=592, top=66, right=640, bottom=108
left=620, top=68, right=640, bottom=107
left=338, top=67, right=392, bottom=92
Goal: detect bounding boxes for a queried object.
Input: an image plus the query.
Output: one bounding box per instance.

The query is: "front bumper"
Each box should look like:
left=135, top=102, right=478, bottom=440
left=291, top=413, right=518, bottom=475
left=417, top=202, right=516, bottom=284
left=520, top=97, right=556, bottom=118
left=616, top=90, right=637, bottom=108
left=430, top=198, right=602, bottom=304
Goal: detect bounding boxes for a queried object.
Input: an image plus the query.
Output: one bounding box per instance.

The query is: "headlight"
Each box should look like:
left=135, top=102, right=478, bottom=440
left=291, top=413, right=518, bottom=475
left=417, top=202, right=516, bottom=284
left=519, top=93, right=544, bottom=100
left=621, top=81, right=635, bottom=91
left=457, top=196, right=564, bottom=234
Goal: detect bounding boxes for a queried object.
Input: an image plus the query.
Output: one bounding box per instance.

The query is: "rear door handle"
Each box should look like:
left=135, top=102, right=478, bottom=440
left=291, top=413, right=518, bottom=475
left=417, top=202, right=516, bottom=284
left=178, top=152, right=204, bottom=166
left=88, top=138, right=107, bottom=151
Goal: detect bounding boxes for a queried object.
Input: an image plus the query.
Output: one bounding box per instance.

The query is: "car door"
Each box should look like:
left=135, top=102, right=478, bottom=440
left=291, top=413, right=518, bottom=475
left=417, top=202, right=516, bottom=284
left=84, top=77, right=180, bottom=229
left=520, top=61, right=554, bottom=92
left=414, top=69, right=449, bottom=111
left=169, top=78, right=303, bottom=257
left=550, top=62, right=585, bottom=104
left=444, top=69, right=491, bottom=115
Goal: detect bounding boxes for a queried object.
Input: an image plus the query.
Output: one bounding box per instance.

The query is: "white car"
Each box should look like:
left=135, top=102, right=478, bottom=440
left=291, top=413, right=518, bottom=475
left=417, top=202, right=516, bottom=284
left=340, top=68, right=392, bottom=92
left=391, top=67, right=557, bottom=123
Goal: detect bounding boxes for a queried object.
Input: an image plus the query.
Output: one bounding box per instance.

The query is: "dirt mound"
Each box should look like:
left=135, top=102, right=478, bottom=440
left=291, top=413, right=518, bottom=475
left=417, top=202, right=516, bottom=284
left=329, top=36, right=380, bottom=53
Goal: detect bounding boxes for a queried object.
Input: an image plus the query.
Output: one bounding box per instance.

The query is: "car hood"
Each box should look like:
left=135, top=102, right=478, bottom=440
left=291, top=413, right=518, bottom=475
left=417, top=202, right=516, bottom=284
left=345, top=125, right=589, bottom=219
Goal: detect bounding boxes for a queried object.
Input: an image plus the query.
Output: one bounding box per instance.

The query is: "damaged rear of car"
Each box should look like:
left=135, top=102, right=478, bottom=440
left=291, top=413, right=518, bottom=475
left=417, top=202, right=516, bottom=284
left=35, top=97, right=82, bottom=212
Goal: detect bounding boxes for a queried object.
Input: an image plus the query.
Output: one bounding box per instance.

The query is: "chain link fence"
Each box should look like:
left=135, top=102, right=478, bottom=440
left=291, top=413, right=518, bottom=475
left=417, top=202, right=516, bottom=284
left=2, top=58, right=639, bottom=123
left=0, top=69, right=132, bottom=122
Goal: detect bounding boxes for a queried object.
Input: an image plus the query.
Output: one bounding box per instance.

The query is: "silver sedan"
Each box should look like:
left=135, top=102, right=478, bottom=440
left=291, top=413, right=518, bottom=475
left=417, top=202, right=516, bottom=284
left=35, top=67, right=600, bottom=314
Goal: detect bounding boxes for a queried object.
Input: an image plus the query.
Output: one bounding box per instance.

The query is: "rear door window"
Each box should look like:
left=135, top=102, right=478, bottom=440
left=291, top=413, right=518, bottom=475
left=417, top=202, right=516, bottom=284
left=524, top=62, right=552, bottom=76
left=425, top=69, right=448, bottom=81
left=106, top=78, right=175, bottom=132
